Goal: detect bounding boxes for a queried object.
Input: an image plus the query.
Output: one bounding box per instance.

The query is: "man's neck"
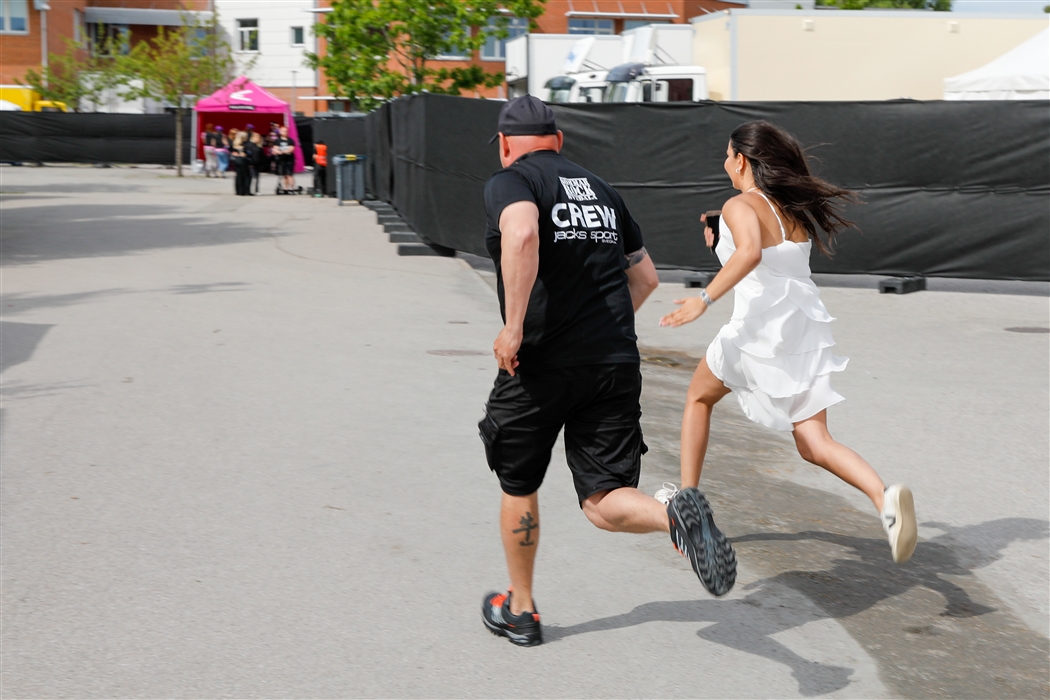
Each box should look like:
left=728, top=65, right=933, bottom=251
left=512, top=148, right=558, bottom=164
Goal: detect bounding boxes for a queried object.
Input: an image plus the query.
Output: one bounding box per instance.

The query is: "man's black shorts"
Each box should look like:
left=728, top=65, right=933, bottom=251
left=276, top=157, right=294, bottom=176
left=478, top=363, right=647, bottom=504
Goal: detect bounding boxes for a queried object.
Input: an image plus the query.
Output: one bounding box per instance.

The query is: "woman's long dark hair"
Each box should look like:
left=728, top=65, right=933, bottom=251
left=730, top=120, right=857, bottom=256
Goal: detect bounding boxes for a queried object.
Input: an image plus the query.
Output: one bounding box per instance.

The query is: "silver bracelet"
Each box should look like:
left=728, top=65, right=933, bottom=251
left=699, top=289, right=714, bottom=307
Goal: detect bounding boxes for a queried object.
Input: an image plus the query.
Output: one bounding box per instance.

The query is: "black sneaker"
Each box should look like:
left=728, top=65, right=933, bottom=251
left=667, top=487, right=737, bottom=596
left=481, top=591, right=542, bottom=647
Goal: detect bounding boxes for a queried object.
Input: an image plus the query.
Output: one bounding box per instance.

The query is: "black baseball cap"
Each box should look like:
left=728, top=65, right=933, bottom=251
left=488, top=95, right=558, bottom=144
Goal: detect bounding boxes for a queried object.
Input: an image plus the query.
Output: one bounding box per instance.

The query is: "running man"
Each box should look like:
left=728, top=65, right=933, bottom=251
left=478, top=96, right=737, bottom=647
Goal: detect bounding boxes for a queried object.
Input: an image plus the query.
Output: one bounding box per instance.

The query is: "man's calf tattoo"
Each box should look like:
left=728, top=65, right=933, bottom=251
left=513, top=512, right=537, bottom=547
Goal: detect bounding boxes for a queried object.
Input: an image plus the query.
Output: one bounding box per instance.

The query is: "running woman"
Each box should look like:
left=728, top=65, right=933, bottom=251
left=659, top=120, right=917, bottom=564
left=479, top=97, right=737, bottom=647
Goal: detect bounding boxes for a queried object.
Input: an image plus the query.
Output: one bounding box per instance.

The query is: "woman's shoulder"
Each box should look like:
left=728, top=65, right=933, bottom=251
left=724, top=191, right=766, bottom=211
left=722, top=192, right=764, bottom=220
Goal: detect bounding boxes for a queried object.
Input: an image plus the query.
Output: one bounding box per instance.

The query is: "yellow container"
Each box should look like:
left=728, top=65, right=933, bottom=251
left=0, top=85, right=36, bottom=111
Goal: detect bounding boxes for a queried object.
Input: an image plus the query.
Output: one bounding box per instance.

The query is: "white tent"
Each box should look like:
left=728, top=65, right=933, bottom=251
left=944, top=28, right=1049, bottom=100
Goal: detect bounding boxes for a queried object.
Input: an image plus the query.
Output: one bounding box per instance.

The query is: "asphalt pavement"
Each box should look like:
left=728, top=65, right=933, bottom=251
left=2, top=165, right=1047, bottom=698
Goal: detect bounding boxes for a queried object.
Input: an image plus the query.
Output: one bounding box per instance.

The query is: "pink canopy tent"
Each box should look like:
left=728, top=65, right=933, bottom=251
left=194, top=77, right=305, bottom=172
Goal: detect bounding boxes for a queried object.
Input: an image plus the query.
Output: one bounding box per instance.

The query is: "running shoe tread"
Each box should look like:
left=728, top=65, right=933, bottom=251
left=668, top=488, right=737, bottom=596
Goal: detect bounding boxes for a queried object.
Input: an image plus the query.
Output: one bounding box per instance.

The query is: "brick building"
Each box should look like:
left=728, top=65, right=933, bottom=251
left=1, top=0, right=210, bottom=109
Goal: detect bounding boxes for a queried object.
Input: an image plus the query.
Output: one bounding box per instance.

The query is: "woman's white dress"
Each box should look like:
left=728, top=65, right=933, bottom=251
left=706, top=193, right=848, bottom=432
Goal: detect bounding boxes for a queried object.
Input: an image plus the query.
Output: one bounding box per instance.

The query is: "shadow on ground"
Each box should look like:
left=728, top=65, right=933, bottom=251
left=0, top=201, right=274, bottom=264
left=586, top=361, right=1050, bottom=699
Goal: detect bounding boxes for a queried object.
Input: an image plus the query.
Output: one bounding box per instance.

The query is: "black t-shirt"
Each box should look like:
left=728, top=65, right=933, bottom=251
left=275, top=136, right=295, bottom=160
left=483, top=150, right=644, bottom=372
left=245, top=141, right=263, bottom=165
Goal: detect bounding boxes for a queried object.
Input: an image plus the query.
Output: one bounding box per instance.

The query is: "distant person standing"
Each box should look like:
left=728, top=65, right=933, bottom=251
left=313, top=140, right=327, bottom=197
left=231, top=132, right=252, bottom=196
left=274, top=125, right=297, bottom=192
left=201, top=123, right=219, bottom=177
left=247, top=132, right=265, bottom=194
left=214, top=126, right=229, bottom=178
left=266, top=122, right=281, bottom=174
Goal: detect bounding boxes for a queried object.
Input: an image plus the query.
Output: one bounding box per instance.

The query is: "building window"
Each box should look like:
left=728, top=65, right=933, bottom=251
left=0, top=0, right=28, bottom=34
left=89, top=23, right=130, bottom=56
left=73, top=8, right=82, bottom=43
left=623, top=19, right=669, bottom=31
left=237, top=19, right=259, bottom=52
left=481, top=17, right=527, bottom=61
left=567, top=19, right=614, bottom=35
left=291, top=26, right=304, bottom=46
left=190, top=27, right=211, bottom=57
left=435, top=27, right=469, bottom=59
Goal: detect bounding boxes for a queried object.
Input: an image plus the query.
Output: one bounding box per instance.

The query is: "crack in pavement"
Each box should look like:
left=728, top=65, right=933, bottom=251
left=625, top=355, right=1050, bottom=699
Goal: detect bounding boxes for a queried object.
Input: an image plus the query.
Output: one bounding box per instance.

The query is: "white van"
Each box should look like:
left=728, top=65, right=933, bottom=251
left=604, top=63, right=709, bottom=103
left=545, top=71, right=610, bottom=103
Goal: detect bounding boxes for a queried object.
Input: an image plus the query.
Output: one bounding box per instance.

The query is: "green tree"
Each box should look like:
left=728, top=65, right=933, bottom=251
left=115, top=13, right=239, bottom=175
left=307, top=0, right=546, bottom=111
left=19, top=38, right=124, bottom=112
left=816, top=0, right=951, bottom=9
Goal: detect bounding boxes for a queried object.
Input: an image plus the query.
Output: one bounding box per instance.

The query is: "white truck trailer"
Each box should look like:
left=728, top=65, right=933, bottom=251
left=604, top=24, right=708, bottom=103
left=505, top=24, right=709, bottom=104
left=505, top=34, right=623, bottom=100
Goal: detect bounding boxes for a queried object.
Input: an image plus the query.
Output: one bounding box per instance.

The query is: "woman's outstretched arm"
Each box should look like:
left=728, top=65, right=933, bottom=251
left=660, top=197, right=763, bottom=327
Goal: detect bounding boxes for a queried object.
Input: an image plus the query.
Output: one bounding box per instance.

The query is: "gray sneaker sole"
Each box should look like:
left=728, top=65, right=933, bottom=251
left=669, top=488, right=737, bottom=596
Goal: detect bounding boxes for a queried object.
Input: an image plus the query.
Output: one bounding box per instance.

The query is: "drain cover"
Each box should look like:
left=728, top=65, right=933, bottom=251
left=427, top=349, right=487, bottom=356
left=1004, top=327, right=1050, bottom=334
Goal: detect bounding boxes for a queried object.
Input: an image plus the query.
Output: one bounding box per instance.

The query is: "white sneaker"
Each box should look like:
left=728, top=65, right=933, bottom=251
left=881, top=484, right=917, bottom=563
left=654, top=482, right=680, bottom=506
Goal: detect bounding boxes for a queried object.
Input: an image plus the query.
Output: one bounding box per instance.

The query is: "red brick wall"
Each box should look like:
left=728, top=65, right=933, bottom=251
left=1, top=0, right=88, bottom=86
left=1, top=0, right=213, bottom=87
left=87, top=0, right=209, bottom=9
left=264, top=86, right=319, bottom=117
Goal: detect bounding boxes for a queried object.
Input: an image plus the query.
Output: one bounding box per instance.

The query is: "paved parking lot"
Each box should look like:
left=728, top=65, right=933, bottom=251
left=2, top=165, right=1047, bottom=698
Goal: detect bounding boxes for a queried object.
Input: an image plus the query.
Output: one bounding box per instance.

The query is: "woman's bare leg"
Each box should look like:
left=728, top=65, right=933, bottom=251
left=681, top=358, right=732, bottom=488
left=792, top=410, right=886, bottom=512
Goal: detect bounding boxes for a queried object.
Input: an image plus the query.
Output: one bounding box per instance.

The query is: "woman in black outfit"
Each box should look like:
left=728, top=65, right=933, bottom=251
left=231, top=132, right=252, bottom=196
left=246, top=132, right=265, bottom=194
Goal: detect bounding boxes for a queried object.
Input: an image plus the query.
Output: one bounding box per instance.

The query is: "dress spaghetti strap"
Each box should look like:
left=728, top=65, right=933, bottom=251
left=749, top=188, right=786, bottom=244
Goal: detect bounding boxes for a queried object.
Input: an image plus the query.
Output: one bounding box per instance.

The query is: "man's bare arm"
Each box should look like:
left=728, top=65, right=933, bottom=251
left=625, top=247, right=659, bottom=312
left=494, top=201, right=540, bottom=376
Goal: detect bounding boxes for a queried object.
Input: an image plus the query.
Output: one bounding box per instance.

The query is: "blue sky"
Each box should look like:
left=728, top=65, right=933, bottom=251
left=951, top=0, right=1048, bottom=12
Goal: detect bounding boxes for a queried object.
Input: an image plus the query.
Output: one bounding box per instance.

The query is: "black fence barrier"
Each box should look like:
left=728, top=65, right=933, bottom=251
left=0, top=112, right=192, bottom=165
left=365, top=94, right=1049, bottom=282
left=366, top=103, right=394, bottom=204
left=294, top=115, right=313, bottom=171
left=313, top=114, right=367, bottom=196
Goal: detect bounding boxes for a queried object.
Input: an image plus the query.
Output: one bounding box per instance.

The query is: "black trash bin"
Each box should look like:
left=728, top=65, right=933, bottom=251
left=333, top=154, right=366, bottom=205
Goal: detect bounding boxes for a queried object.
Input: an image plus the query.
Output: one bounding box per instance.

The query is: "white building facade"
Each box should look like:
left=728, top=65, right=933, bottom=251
left=214, top=0, right=319, bottom=115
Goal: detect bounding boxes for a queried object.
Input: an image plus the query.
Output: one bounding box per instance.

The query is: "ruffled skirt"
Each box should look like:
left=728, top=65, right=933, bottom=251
left=706, top=277, right=847, bottom=432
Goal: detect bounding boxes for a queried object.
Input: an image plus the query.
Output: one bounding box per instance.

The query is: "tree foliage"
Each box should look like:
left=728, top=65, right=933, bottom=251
left=116, top=13, right=240, bottom=175
left=816, top=0, right=951, bottom=9
left=116, top=14, right=237, bottom=115
left=307, top=0, right=546, bottom=111
left=18, top=39, right=123, bottom=112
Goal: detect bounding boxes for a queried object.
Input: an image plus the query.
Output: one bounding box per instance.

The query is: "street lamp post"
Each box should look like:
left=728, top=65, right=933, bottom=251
left=34, top=0, right=51, bottom=88
left=291, top=70, right=297, bottom=115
